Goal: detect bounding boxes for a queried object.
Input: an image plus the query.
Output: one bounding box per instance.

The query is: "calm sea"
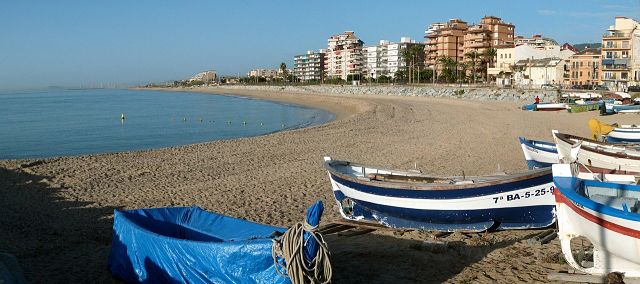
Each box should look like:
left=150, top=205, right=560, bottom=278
left=0, top=88, right=334, bottom=159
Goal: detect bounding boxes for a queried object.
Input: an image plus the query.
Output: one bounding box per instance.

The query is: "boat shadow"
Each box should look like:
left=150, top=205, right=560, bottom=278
left=0, top=165, right=119, bottom=283
left=326, top=230, right=538, bottom=283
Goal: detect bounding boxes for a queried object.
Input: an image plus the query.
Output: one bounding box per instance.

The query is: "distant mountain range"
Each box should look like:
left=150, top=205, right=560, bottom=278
left=572, top=43, right=602, bottom=50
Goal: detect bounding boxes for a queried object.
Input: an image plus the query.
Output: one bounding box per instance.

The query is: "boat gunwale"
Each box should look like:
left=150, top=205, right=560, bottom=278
left=554, top=176, right=640, bottom=223
left=554, top=132, right=640, bottom=160
left=519, top=136, right=558, bottom=154
left=114, top=207, right=283, bottom=245
left=324, top=159, right=551, bottom=191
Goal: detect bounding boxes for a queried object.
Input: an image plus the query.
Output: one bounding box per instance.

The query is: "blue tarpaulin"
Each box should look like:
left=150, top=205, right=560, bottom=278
left=108, top=206, right=290, bottom=284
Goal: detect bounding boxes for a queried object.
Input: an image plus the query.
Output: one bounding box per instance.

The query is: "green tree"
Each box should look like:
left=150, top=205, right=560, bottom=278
left=437, top=57, right=458, bottom=83
left=402, top=45, right=426, bottom=84
left=279, top=62, right=287, bottom=80
left=482, top=48, right=497, bottom=82
left=465, top=51, right=480, bottom=84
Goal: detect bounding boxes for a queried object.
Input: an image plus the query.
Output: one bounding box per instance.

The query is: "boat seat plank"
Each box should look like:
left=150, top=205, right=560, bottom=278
left=590, top=194, right=639, bottom=212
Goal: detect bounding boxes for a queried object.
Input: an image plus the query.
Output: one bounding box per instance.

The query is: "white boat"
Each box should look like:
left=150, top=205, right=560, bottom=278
left=553, top=130, right=640, bottom=175
left=518, top=137, right=558, bottom=169
left=323, top=157, right=557, bottom=232
left=535, top=103, right=569, bottom=111
left=553, top=163, right=640, bottom=277
left=608, top=126, right=640, bottom=143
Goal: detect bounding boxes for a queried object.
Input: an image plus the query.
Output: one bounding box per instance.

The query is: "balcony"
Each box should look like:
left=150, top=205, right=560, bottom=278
left=466, top=42, right=490, bottom=48
left=602, top=65, right=630, bottom=70
left=602, top=32, right=630, bottom=39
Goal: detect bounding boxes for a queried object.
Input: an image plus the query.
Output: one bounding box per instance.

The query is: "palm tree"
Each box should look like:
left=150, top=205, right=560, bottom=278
left=465, top=51, right=479, bottom=84
left=279, top=62, right=287, bottom=81
left=482, top=48, right=497, bottom=83
left=437, top=57, right=458, bottom=83
left=401, top=45, right=425, bottom=84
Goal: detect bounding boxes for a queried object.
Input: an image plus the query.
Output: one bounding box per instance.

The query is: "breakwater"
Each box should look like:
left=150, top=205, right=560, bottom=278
left=215, top=85, right=564, bottom=103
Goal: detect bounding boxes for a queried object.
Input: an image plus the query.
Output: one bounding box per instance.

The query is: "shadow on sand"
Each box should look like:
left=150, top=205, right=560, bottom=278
left=0, top=165, right=118, bottom=283
left=327, top=231, right=536, bottom=283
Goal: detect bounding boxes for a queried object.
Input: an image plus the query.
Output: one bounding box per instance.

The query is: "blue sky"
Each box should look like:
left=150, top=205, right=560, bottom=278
left=1, top=0, right=638, bottom=90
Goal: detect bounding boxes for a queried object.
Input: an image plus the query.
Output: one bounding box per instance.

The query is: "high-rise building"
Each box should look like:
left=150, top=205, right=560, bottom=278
left=601, top=16, right=640, bottom=90
left=189, top=70, right=217, bottom=83
left=425, top=16, right=514, bottom=76
left=325, top=31, right=364, bottom=81
left=566, top=48, right=601, bottom=87
left=294, top=50, right=325, bottom=82
left=463, top=16, right=515, bottom=56
left=364, top=37, right=425, bottom=79
left=425, top=19, right=468, bottom=70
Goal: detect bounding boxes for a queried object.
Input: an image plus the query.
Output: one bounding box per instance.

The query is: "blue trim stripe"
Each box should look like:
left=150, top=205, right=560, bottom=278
left=519, top=137, right=558, bottom=154
left=336, top=192, right=555, bottom=230
left=526, top=160, right=553, bottom=170
left=554, top=176, right=640, bottom=222
left=330, top=171, right=553, bottom=200
left=607, top=136, right=640, bottom=143
left=611, top=128, right=640, bottom=133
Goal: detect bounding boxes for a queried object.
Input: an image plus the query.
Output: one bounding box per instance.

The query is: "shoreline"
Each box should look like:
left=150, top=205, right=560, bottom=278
left=2, top=87, right=639, bottom=283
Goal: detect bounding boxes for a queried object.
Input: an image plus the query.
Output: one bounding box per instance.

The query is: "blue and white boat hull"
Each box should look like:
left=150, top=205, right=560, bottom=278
left=607, top=127, right=640, bottom=143
left=518, top=137, right=559, bottom=169
left=324, top=157, right=556, bottom=232
left=553, top=164, right=640, bottom=277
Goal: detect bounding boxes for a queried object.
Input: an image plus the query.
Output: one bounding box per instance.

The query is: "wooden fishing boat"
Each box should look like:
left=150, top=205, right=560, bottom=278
left=108, top=203, right=329, bottom=283
left=588, top=118, right=640, bottom=143
left=552, top=131, right=640, bottom=175
left=608, top=127, right=640, bottom=143
left=323, top=157, right=556, bottom=232
left=612, top=104, right=640, bottom=113
left=519, top=137, right=559, bottom=169
left=553, top=163, right=640, bottom=277
left=535, top=103, right=569, bottom=111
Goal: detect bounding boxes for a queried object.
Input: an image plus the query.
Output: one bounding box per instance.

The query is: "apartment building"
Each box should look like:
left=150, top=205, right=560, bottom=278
left=566, top=48, right=601, bottom=87
left=294, top=50, right=325, bottom=82
left=189, top=70, right=217, bottom=83
left=601, top=16, right=640, bottom=91
left=512, top=58, right=566, bottom=87
left=247, top=69, right=278, bottom=78
left=425, top=19, right=468, bottom=70
left=490, top=44, right=574, bottom=85
left=325, top=31, right=364, bottom=81
left=463, top=16, right=515, bottom=56
left=364, top=37, right=425, bottom=79
left=514, top=34, right=558, bottom=50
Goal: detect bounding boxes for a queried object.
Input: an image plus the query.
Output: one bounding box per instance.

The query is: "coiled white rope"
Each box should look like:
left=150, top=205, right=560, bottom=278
left=272, top=221, right=332, bottom=284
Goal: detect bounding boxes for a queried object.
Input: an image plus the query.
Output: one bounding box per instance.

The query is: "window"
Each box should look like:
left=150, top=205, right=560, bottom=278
left=606, top=51, right=613, bottom=59
left=604, top=72, right=613, bottom=79
left=579, top=71, right=583, bottom=77
left=622, top=51, right=629, bottom=58
left=622, top=41, right=630, bottom=48
left=580, top=62, right=583, bottom=67
left=622, top=72, right=628, bottom=80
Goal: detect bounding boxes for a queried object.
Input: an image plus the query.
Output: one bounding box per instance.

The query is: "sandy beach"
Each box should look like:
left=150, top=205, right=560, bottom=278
left=1, top=87, right=637, bottom=283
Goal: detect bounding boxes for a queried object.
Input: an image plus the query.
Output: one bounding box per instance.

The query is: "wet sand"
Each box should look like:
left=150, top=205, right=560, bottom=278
left=1, top=86, right=636, bottom=283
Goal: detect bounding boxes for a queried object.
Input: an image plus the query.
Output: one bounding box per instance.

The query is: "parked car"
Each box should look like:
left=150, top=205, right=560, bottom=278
left=628, top=85, right=640, bottom=93
left=541, top=84, right=556, bottom=89
left=593, top=85, right=608, bottom=91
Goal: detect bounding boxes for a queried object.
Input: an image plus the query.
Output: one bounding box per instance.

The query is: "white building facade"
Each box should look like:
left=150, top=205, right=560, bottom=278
left=294, top=50, right=325, bottom=82
left=325, top=31, right=364, bottom=80
left=490, top=44, right=574, bottom=86
left=364, top=37, right=425, bottom=79
left=189, top=70, right=217, bottom=83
